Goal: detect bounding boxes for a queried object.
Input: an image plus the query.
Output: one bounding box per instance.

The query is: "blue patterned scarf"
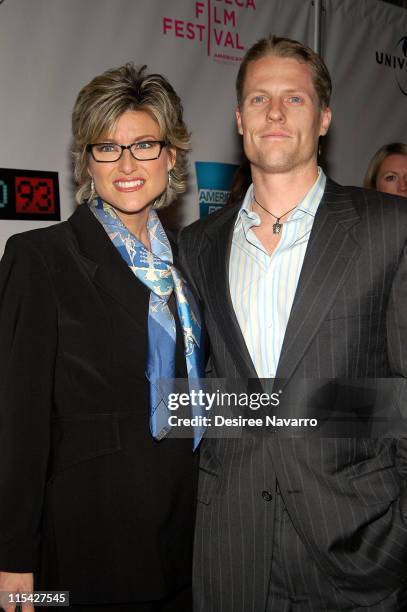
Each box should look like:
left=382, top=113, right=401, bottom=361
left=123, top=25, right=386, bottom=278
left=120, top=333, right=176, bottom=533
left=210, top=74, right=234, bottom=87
left=90, top=198, right=205, bottom=449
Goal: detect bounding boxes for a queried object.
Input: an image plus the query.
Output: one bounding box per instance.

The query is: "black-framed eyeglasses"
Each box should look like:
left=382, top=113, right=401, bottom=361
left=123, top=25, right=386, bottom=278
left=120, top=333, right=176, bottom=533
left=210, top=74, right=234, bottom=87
left=87, top=140, right=168, bottom=163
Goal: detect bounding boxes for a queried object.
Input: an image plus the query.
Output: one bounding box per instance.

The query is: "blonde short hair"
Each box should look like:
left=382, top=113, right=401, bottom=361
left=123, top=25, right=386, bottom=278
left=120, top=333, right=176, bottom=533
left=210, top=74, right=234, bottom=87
left=363, top=143, right=407, bottom=190
left=72, top=64, right=190, bottom=206
left=236, top=34, right=332, bottom=109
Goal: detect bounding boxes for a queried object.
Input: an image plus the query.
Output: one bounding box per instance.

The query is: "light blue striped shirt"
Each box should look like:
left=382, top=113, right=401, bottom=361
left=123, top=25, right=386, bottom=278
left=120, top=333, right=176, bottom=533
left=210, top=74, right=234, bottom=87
left=229, top=169, right=326, bottom=378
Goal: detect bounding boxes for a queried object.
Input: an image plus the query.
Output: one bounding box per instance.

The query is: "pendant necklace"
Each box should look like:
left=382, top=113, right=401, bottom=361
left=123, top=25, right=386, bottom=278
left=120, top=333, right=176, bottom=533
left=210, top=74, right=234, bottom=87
left=253, top=194, right=298, bottom=235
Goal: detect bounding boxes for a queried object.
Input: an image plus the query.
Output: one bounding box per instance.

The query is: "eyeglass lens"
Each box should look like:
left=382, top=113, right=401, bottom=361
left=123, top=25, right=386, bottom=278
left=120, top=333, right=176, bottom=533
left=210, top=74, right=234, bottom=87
left=91, top=141, right=163, bottom=162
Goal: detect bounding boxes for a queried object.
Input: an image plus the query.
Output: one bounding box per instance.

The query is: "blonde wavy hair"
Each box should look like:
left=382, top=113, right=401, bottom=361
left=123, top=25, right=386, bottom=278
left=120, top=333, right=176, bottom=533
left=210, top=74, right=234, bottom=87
left=72, top=63, right=191, bottom=207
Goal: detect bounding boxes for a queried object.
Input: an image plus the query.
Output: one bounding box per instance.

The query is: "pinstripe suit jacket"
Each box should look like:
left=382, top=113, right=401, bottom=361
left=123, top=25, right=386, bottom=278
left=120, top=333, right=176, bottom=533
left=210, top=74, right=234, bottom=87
left=179, top=179, right=407, bottom=611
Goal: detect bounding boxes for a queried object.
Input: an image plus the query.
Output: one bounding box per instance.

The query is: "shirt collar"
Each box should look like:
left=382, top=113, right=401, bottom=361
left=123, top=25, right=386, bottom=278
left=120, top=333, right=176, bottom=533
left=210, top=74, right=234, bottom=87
left=237, top=167, right=326, bottom=226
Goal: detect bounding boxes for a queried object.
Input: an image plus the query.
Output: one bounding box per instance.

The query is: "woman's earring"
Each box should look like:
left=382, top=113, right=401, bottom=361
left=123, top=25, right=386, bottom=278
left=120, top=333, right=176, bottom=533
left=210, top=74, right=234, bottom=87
left=89, top=178, right=96, bottom=200
left=167, top=172, right=172, bottom=187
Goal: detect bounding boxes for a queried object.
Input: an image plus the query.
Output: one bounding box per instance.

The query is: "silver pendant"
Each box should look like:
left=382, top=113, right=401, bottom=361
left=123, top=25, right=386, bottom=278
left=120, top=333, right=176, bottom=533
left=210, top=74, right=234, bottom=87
left=273, top=221, right=282, bottom=235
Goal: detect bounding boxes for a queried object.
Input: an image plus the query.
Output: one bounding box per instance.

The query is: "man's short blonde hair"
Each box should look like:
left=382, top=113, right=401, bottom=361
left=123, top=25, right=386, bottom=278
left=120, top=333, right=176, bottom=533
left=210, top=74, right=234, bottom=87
left=236, top=34, right=332, bottom=109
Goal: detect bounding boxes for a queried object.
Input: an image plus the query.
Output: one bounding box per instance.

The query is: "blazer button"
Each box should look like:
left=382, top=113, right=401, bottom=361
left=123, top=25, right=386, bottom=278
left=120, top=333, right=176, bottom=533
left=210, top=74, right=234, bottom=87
left=262, top=490, right=273, bottom=501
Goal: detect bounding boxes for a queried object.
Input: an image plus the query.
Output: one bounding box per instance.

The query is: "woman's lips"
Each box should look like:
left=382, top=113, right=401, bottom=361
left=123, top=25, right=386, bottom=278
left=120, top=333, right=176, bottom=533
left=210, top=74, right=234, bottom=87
left=113, top=178, right=145, bottom=192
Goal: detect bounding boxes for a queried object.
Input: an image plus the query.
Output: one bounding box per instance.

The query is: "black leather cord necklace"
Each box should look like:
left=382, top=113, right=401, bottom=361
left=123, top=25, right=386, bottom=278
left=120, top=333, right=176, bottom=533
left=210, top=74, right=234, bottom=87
left=253, top=194, right=297, bottom=235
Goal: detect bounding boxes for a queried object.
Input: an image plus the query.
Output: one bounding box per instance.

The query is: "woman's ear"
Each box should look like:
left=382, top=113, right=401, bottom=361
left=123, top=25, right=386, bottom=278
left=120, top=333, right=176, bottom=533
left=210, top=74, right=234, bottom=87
left=167, top=146, right=176, bottom=172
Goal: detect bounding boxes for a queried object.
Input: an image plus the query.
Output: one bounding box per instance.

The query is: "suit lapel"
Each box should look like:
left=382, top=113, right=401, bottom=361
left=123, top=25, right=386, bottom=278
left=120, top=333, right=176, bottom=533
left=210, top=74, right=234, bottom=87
left=68, top=204, right=150, bottom=323
left=199, top=205, right=258, bottom=378
left=276, top=180, right=361, bottom=382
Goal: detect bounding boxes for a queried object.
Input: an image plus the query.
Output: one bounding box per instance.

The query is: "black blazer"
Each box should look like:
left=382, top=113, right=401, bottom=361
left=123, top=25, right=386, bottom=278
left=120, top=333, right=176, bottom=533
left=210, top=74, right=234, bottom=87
left=179, top=179, right=407, bottom=611
left=0, top=204, right=197, bottom=605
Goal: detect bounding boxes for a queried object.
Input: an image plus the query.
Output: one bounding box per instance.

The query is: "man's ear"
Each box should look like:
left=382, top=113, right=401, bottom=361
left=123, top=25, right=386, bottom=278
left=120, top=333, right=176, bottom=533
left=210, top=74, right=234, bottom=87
left=236, top=107, right=243, bottom=136
left=319, top=106, right=332, bottom=136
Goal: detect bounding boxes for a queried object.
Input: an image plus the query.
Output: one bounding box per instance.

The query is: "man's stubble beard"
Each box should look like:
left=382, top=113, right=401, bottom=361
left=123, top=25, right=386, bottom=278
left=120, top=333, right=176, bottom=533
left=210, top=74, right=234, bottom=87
left=249, top=150, right=306, bottom=175
left=247, top=140, right=319, bottom=176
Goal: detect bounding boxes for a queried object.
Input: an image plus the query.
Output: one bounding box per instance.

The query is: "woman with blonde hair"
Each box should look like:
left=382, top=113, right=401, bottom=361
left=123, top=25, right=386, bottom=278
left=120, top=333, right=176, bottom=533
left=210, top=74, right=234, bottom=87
left=0, top=63, right=201, bottom=612
left=364, top=142, right=407, bottom=198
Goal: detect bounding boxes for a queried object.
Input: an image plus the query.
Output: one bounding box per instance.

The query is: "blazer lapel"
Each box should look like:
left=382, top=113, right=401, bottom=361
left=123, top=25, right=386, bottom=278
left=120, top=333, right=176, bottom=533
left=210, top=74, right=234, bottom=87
left=199, top=205, right=258, bottom=379
left=276, top=180, right=361, bottom=382
left=68, top=205, right=150, bottom=323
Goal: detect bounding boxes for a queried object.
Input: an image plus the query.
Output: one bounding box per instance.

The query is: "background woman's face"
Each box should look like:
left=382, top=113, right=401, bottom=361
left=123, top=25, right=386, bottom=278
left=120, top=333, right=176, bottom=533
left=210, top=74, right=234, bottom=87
left=376, top=154, right=407, bottom=198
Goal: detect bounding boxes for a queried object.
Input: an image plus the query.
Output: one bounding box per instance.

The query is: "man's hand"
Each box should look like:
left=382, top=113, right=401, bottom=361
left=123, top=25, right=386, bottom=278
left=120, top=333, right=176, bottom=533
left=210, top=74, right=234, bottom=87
left=0, top=571, right=34, bottom=612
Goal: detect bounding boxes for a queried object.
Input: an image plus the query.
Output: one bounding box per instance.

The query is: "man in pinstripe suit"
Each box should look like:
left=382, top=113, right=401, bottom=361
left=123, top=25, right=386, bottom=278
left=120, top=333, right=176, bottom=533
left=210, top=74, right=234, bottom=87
left=179, top=35, right=407, bottom=611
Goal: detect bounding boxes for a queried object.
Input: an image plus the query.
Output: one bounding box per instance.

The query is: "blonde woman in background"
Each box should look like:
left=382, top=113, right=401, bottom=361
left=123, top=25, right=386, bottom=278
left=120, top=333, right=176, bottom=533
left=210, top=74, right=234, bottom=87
left=364, top=142, right=407, bottom=198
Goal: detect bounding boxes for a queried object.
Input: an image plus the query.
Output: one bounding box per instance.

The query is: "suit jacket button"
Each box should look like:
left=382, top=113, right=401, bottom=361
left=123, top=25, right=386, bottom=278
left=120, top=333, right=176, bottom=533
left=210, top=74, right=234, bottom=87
left=262, top=490, right=273, bottom=501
